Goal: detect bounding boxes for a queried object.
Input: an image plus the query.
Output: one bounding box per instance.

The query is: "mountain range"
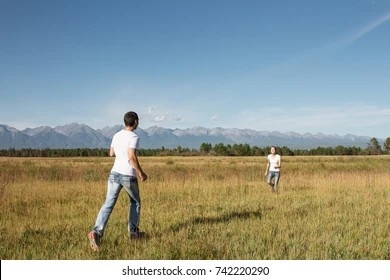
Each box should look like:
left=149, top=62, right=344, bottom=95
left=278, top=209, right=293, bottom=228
left=0, top=123, right=374, bottom=150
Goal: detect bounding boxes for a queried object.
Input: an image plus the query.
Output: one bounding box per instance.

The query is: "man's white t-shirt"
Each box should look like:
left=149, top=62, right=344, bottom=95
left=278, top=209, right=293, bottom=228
left=267, top=154, right=281, bottom=172
left=110, top=129, right=140, bottom=176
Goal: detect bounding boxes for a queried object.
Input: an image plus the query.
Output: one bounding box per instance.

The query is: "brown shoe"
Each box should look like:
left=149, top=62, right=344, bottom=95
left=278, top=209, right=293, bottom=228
left=88, top=231, right=100, bottom=251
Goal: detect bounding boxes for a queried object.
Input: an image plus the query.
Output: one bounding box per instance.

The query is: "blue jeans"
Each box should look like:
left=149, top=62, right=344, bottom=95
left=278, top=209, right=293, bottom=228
left=93, top=171, right=141, bottom=238
left=267, top=171, right=280, bottom=192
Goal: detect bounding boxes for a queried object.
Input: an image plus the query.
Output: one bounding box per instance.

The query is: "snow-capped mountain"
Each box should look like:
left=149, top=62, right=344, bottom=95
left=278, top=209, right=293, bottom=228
left=53, top=123, right=109, bottom=148
left=22, top=126, right=69, bottom=148
left=0, top=123, right=375, bottom=149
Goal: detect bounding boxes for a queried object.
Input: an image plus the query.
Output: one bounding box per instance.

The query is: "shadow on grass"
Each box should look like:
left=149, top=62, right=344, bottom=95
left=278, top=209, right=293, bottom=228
left=168, top=210, right=263, bottom=233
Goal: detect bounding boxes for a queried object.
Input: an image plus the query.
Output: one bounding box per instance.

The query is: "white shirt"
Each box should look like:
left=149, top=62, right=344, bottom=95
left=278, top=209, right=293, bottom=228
left=267, top=154, right=281, bottom=172
left=110, top=129, right=140, bottom=176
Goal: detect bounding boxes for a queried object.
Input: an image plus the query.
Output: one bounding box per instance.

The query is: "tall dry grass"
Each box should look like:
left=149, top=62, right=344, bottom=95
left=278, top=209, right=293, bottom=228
left=0, top=156, right=389, bottom=259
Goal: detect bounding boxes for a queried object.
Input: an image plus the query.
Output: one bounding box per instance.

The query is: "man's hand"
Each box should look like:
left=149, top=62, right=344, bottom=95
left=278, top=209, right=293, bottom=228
left=139, top=171, right=148, bottom=181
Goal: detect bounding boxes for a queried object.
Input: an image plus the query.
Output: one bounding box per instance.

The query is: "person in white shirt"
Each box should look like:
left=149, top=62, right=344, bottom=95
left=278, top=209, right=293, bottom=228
left=264, top=146, right=281, bottom=193
left=88, top=111, right=148, bottom=251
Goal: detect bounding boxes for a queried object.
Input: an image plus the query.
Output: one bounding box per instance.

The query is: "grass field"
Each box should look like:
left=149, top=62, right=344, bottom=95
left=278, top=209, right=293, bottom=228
left=0, top=156, right=389, bottom=260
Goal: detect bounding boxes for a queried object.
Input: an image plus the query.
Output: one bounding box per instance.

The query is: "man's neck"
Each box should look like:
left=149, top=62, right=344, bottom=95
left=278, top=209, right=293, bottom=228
left=124, top=126, right=135, bottom=132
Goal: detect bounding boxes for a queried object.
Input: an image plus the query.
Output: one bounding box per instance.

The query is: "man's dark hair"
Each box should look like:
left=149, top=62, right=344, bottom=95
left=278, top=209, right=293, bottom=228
left=124, top=111, right=139, bottom=127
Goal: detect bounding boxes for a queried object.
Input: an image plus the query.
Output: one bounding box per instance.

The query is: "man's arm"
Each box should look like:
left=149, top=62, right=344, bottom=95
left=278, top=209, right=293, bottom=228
left=110, top=147, right=115, bottom=157
left=128, top=148, right=147, bottom=181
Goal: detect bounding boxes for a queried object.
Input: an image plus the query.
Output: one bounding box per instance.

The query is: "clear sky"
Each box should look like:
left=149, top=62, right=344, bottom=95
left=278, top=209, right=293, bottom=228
left=1, top=0, right=389, bottom=138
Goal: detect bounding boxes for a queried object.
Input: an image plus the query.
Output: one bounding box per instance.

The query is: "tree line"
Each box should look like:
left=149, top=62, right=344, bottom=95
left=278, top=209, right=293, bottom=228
left=0, top=137, right=389, bottom=157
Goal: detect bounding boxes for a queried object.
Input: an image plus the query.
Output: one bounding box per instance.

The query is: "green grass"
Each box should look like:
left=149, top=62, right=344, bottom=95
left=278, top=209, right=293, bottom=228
left=0, top=156, right=389, bottom=259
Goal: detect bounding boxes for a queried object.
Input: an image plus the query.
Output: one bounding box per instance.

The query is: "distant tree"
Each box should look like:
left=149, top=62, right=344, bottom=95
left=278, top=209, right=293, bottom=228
left=367, top=138, right=382, bottom=155
left=176, top=145, right=183, bottom=154
left=334, top=145, right=346, bottom=155
left=384, top=137, right=390, bottom=154
left=214, top=143, right=229, bottom=156
left=242, top=143, right=251, bottom=156
left=199, top=143, right=212, bottom=155
left=250, top=145, right=264, bottom=156
left=231, top=143, right=251, bottom=156
left=313, top=146, right=332, bottom=155
left=226, top=144, right=233, bottom=156
left=351, top=146, right=362, bottom=155
left=279, top=146, right=293, bottom=156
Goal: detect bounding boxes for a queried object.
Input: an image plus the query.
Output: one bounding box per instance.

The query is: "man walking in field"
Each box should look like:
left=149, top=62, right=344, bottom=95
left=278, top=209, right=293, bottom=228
left=264, top=146, right=281, bottom=193
left=88, top=111, right=148, bottom=251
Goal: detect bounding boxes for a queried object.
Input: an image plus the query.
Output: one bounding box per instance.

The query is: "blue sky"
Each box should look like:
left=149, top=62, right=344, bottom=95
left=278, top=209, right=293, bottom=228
left=1, top=0, right=389, bottom=138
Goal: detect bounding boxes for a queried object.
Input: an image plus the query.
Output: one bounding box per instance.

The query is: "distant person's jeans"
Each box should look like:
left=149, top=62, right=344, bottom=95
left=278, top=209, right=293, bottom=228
left=267, top=171, right=280, bottom=192
left=93, top=171, right=141, bottom=237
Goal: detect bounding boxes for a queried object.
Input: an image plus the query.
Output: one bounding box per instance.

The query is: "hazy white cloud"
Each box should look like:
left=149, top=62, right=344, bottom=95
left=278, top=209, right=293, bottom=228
left=153, top=115, right=167, bottom=122
left=210, top=114, right=219, bottom=120
left=144, top=105, right=183, bottom=123
left=152, top=114, right=183, bottom=123
left=148, top=106, right=158, bottom=114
